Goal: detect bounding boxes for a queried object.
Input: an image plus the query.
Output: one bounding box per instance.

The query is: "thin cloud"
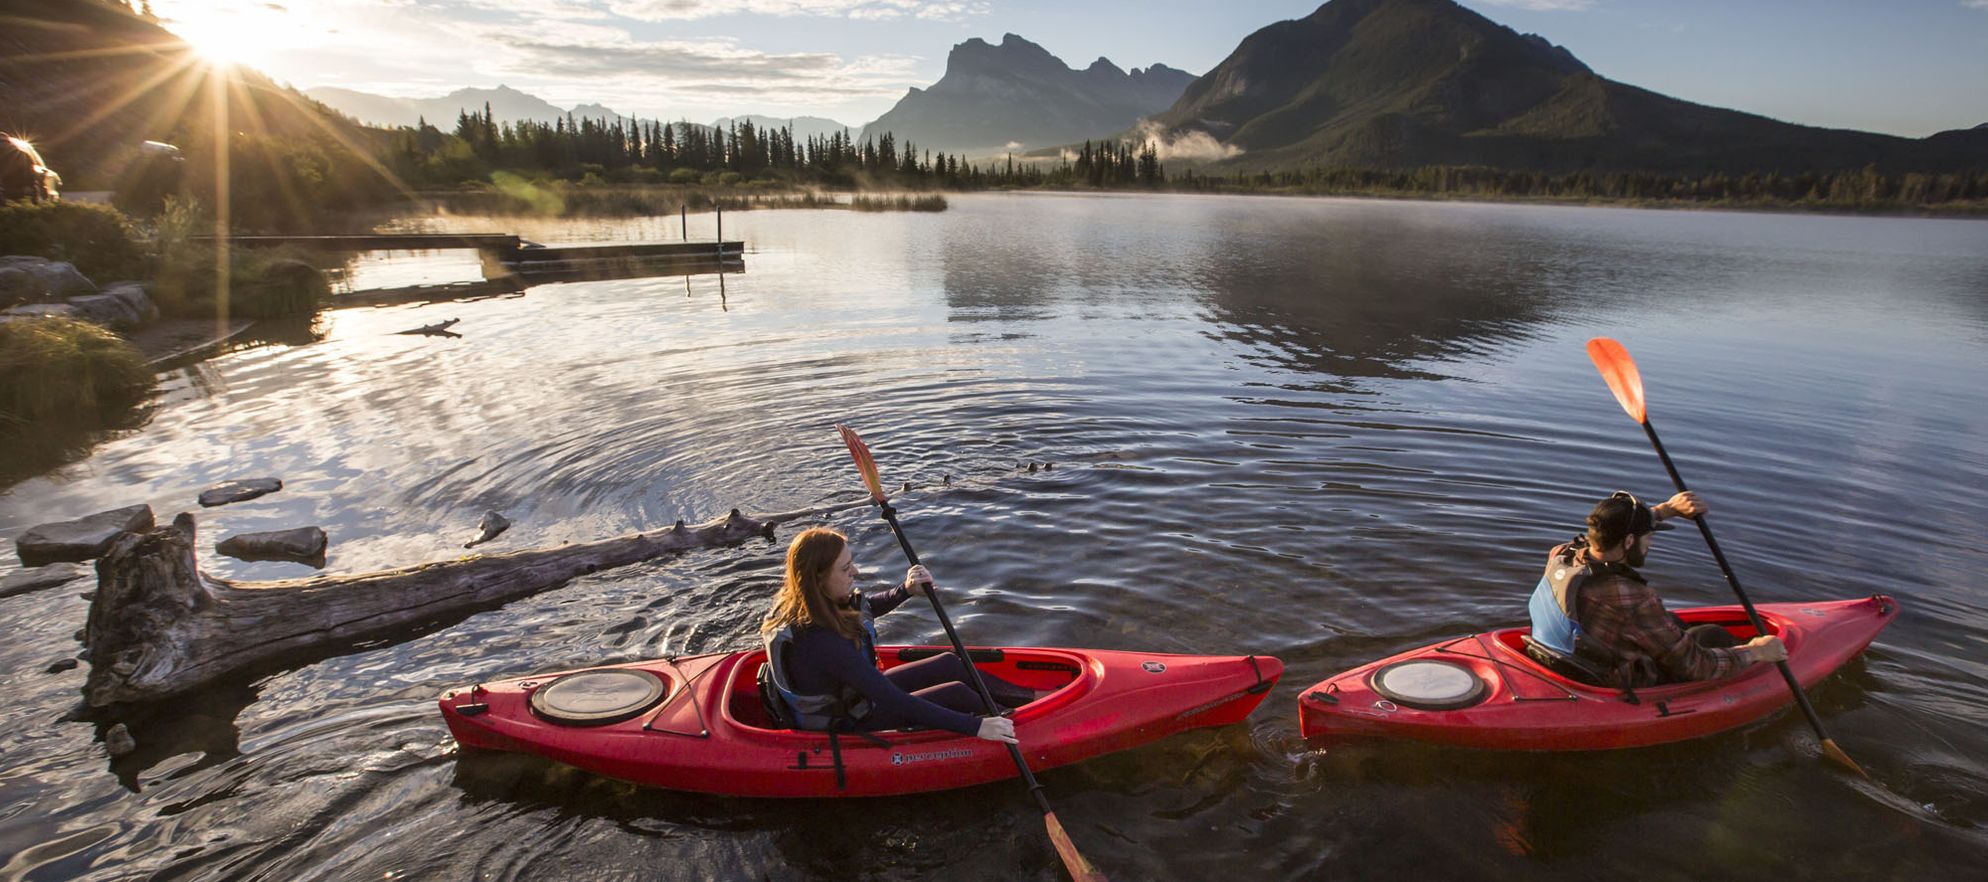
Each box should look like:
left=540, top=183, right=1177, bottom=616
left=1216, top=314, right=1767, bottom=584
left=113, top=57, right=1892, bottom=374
left=474, top=27, right=923, bottom=108
left=609, top=0, right=985, bottom=21
left=1964, top=0, right=1988, bottom=10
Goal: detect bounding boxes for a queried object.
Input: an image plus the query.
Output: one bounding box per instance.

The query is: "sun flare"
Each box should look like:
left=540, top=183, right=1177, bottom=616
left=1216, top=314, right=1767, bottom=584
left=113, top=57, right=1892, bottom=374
left=162, top=6, right=276, bottom=69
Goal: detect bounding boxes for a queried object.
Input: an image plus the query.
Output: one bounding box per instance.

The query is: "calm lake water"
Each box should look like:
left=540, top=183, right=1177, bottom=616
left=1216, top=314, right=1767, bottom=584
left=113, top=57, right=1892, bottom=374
left=2, top=193, right=1986, bottom=880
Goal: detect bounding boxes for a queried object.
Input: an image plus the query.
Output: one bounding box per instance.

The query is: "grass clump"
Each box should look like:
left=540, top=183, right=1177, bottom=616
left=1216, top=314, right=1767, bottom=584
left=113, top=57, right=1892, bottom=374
left=0, top=316, right=154, bottom=426
left=849, top=194, right=948, bottom=212
left=0, top=200, right=149, bottom=280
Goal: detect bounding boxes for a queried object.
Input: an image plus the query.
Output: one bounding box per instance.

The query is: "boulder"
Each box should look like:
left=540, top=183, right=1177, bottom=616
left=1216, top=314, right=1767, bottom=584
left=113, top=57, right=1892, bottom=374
left=197, top=477, right=283, bottom=507
left=101, top=282, right=159, bottom=325
left=15, top=505, right=155, bottom=567
left=0, top=562, right=90, bottom=598
left=0, top=265, right=40, bottom=307
left=65, top=292, right=143, bottom=331
left=214, top=526, right=327, bottom=565
left=1, top=302, right=81, bottom=321
left=0, top=256, right=95, bottom=299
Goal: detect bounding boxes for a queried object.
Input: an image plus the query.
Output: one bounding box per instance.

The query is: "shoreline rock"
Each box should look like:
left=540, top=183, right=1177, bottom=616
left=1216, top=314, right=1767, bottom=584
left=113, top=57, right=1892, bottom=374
left=463, top=510, right=511, bottom=548
left=198, top=478, right=283, bottom=507
left=214, top=526, right=327, bottom=566
left=104, top=723, right=136, bottom=757
left=16, top=505, right=155, bottom=567
left=0, top=562, right=91, bottom=598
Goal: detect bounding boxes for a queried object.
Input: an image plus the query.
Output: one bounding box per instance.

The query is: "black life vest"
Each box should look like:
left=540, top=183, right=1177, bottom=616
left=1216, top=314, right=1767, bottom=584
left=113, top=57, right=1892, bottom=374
left=758, top=592, right=884, bottom=730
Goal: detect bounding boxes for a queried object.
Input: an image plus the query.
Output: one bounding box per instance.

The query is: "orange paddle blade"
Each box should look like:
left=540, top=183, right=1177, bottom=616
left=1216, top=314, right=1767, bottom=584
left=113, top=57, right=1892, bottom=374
left=1586, top=337, right=1648, bottom=424
left=1821, top=738, right=1871, bottom=779
left=836, top=423, right=887, bottom=504
left=1044, top=811, right=1107, bottom=882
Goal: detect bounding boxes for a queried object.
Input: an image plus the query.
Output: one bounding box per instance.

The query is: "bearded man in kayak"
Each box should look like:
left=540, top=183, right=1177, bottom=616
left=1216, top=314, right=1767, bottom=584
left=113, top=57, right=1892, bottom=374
left=1527, top=491, right=1788, bottom=687
left=759, top=527, right=1027, bottom=743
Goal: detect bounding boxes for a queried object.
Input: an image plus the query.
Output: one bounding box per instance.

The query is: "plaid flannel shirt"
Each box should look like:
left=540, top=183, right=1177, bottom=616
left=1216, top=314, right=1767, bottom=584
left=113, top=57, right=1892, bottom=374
left=1572, top=550, right=1748, bottom=687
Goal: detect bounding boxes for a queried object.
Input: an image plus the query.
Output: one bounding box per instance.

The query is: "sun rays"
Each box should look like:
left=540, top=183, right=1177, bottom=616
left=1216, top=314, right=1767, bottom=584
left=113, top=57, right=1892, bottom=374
left=5, top=3, right=432, bottom=333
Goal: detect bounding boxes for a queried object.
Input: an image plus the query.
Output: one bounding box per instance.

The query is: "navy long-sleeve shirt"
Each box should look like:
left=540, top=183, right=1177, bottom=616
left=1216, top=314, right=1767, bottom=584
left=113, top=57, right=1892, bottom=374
left=784, top=585, right=982, bottom=735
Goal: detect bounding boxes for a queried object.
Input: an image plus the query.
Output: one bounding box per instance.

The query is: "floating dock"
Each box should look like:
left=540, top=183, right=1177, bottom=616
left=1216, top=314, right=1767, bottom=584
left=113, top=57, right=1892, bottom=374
left=193, top=234, right=745, bottom=281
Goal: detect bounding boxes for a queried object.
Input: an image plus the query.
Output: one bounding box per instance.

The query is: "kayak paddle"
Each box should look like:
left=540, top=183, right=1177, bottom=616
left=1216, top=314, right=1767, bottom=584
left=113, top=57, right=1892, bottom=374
left=1585, top=337, right=1869, bottom=778
left=836, top=424, right=1107, bottom=882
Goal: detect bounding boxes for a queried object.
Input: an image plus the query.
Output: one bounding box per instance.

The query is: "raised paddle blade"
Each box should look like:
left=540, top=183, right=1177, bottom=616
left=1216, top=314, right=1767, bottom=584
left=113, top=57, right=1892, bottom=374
left=1586, top=337, right=1649, bottom=424
left=836, top=423, right=888, bottom=504
left=1044, top=811, right=1107, bottom=882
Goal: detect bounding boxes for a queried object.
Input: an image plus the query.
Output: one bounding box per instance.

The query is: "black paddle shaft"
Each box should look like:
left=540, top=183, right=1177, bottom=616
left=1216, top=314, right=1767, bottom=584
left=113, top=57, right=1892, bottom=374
left=876, top=503, right=1055, bottom=815
left=1639, top=420, right=1837, bottom=740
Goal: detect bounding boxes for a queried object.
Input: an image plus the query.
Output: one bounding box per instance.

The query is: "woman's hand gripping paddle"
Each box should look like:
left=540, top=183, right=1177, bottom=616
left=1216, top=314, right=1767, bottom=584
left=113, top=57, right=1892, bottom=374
left=1586, top=338, right=1868, bottom=778
left=837, top=424, right=1106, bottom=882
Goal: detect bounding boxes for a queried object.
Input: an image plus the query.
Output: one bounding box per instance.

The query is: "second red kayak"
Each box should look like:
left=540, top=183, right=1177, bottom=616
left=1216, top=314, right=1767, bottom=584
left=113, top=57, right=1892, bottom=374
left=443, top=645, right=1281, bottom=797
left=1299, top=595, right=1896, bottom=750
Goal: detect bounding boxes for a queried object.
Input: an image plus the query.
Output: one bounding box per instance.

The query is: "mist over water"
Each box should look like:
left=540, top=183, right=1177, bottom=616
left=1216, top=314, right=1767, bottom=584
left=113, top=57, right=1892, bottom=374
left=2, top=194, right=1985, bottom=880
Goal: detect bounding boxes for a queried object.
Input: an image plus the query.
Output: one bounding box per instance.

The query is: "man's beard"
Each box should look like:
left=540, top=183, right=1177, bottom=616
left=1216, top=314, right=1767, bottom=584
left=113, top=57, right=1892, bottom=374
left=1625, top=542, right=1648, bottom=568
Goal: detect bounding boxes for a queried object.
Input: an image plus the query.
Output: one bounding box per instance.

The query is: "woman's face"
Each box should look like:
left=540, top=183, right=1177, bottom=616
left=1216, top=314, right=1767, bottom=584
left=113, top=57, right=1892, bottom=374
left=822, top=546, right=859, bottom=603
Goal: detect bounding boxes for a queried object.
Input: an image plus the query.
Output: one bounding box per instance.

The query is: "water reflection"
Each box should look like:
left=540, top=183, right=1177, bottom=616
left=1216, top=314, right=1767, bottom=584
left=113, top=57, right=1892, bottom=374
left=3, top=195, right=1987, bottom=880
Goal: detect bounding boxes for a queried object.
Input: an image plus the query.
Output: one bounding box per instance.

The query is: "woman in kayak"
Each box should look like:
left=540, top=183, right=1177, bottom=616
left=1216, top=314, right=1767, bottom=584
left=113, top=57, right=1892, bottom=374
left=759, top=527, right=1026, bottom=743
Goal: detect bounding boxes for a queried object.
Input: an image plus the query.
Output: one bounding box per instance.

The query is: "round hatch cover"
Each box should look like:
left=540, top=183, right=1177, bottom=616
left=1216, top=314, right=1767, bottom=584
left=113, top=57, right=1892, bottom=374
left=1370, top=660, right=1487, bottom=711
left=529, top=669, right=667, bottom=725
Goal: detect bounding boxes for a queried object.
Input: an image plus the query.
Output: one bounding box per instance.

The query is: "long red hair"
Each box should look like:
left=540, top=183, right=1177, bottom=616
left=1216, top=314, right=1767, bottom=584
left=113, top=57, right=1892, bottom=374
left=761, top=527, right=864, bottom=643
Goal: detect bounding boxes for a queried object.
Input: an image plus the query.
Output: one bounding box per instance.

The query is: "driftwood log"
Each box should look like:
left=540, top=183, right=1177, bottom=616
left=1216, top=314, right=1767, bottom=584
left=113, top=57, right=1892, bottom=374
left=83, top=502, right=872, bottom=708
left=395, top=318, right=461, bottom=338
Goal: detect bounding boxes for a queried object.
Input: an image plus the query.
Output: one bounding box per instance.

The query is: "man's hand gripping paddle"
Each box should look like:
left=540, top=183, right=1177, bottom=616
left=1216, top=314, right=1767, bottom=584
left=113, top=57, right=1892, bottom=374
left=1586, top=338, right=1867, bottom=778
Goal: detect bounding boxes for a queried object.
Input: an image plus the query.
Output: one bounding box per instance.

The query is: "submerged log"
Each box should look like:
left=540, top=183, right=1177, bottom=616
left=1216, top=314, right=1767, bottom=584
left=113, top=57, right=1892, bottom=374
left=83, top=502, right=869, bottom=707
left=396, top=318, right=461, bottom=338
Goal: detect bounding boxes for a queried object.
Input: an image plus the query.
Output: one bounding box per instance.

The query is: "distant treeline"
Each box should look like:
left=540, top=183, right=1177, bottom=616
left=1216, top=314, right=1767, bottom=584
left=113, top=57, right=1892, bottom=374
left=387, top=106, right=999, bottom=188
left=381, top=112, right=1983, bottom=213
left=384, top=108, right=1164, bottom=191
left=1170, top=165, right=1988, bottom=210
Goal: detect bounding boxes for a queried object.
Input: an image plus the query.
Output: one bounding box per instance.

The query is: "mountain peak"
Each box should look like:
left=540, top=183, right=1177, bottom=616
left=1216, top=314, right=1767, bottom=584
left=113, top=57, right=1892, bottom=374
left=866, top=33, right=1194, bottom=154
left=947, top=31, right=1070, bottom=80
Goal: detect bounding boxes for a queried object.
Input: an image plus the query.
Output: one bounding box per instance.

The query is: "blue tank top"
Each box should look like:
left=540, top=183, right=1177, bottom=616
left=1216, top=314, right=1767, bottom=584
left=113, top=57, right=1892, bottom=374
left=1528, top=574, right=1581, bottom=655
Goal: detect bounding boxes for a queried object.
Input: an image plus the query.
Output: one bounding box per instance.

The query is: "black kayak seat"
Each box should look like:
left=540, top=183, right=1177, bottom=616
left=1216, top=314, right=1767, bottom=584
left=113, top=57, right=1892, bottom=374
left=1521, top=635, right=1610, bottom=686
left=750, top=656, right=936, bottom=735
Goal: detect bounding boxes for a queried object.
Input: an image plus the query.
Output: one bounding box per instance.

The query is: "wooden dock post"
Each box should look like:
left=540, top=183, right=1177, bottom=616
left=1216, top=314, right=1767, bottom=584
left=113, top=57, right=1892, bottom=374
left=715, top=206, right=723, bottom=259
left=680, top=204, right=687, bottom=240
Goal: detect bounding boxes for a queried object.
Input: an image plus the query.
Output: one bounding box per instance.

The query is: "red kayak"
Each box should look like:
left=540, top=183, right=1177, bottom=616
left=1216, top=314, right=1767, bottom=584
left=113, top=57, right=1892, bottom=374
left=442, top=645, right=1281, bottom=797
left=1299, top=595, right=1896, bottom=750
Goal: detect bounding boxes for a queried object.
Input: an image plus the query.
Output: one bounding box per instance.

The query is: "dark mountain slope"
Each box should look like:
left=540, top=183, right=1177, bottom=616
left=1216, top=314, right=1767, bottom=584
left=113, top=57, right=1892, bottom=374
left=1151, top=0, right=1982, bottom=174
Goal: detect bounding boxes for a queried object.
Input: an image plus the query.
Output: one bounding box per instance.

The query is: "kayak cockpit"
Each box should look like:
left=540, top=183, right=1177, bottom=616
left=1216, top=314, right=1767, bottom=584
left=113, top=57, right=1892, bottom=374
left=1489, top=608, right=1775, bottom=691
left=722, top=645, right=1091, bottom=733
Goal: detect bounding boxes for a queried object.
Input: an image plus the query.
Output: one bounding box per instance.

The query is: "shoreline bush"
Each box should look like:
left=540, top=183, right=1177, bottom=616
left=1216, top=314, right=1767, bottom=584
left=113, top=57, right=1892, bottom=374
left=146, top=198, right=331, bottom=318
left=0, top=317, right=154, bottom=428
left=0, top=201, right=148, bottom=281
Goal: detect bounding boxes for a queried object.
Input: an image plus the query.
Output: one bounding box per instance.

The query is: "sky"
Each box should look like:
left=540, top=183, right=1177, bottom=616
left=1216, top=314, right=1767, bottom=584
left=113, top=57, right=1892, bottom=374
left=150, top=0, right=1988, bottom=136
